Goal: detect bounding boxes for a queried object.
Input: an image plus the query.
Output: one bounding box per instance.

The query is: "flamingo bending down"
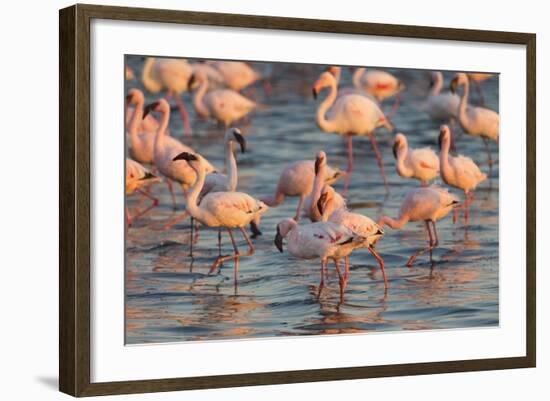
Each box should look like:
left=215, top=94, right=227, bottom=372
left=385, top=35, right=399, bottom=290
left=438, top=125, right=487, bottom=225
left=303, top=151, right=346, bottom=222
left=426, top=71, right=460, bottom=122
left=353, top=67, right=405, bottom=117
left=312, top=71, right=394, bottom=193
left=190, top=62, right=226, bottom=90
left=126, top=159, right=161, bottom=225
left=378, top=186, right=459, bottom=266
left=144, top=99, right=216, bottom=210
left=261, top=158, right=344, bottom=221
left=275, top=218, right=367, bottom=298
left=142, top=57, right=193, bottom=136
left=393, top=133, right=439, bottom=186
left=317, top=186, right=387, bottom=289
left=172, top=152, right=268, bottom=286
left=189, top=70, right=258, bottom=128
left=450, top=72, right=499, bottom=165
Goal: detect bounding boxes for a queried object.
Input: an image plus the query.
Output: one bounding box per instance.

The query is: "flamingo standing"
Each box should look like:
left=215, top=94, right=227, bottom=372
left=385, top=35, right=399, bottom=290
left=190, top=62, right=226, bottom=90
left=378, top=186, right=459, bottom=266
left=144, top=99, right=216, bottom=210
left=450, top=72, right=499, bottom=165
left=438, top=125, right=487, bottom=225
left=142, top=57, right=193, bottom=136
left=353, top=67, right=405, bottom=117
left=317, top=185, right=387, bottom=289
left=312, top=71, right=394, bottom=193
left=467, top=73, right=494, bottom=105
left=261, top=158, right=344, bottom=221
left=393, top=132, right=439, bottom=186
left=275, top=217, right=366, bottom=298
left=209, top=61, right=262, bottom=92
left=326, top=66, right=373, bottom=99
left=189, top=70, right=259, bottom=129
left=426, top=71, right=460, bottom=122
left=172, top=152, right=268, bottom=286
left=126, top=159, right=161, bottom=226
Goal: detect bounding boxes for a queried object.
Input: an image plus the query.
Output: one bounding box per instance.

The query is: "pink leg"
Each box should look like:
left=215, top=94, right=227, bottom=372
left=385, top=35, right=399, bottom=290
left=173, top=92, right=192, bottom=138
left=343, top=134, right=354, bottom=194
left=333, top=258, right=346, bottom=300
left=344, top=256, right=349, bottom=282
left=209, top=227, right=255, bottom=275
left=294, top=195, right=305, bottom=221
left=130, top=196, right=160, bottom=223
left=368, top=246, right=388, bottom=289
left=165, top=210, right=190, bottom=229
left=318, top=259, right=326, bottom=295
left=407, top=221, right=436, bottom=266
left=369, top=134, right=390, bottom=193
left=386, top=93, right=401, bottom=120
left=126, top=207, right=132, bottom=226
left=165, top=179, right=177, bottom=210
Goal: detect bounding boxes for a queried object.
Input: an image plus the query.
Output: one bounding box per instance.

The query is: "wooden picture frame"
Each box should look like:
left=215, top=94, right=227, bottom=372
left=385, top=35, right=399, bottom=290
left=59, top=3, right=536, bottom=397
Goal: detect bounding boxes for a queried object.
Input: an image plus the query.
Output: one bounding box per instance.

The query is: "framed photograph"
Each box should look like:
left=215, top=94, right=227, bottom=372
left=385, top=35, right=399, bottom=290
left=59, top=3, right=536, bottom=397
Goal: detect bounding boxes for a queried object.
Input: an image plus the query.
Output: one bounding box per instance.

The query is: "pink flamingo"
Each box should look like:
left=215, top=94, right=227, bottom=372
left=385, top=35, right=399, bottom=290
left=209, top=61, right=262, bottom=92
left=426, top=71, right=460, bottom=122
left=125, top=159, right=161, bottom=226
left=142, top=57, right=193, bottom=137
left=393, top=132, right=439, bottom=186
left=438, top=125, right=487, bottom=225
left=378, top=186, right=459, bottom=266
left=353, top=67, right=405, bottom=118
left=312, top=71, right=394, bottom=193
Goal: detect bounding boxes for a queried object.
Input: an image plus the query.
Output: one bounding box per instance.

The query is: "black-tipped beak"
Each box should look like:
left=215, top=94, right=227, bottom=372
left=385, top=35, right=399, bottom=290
left=125, top=94, right=132, bottom=107
left=314, top=156, right=322, bottom=175
left=172, top=152, right=196, bottom=162
left=450, top=78, right=458, bottom=94
left=143, top=102, right=158, bottom=119
left=274, top=228, right=284, bottom=253
left=375, top=228, right=384, bottom=236
left=317, top=192, right=328, bottom=215
left=188, top=74, right=196, bottom=89
left=312, top=88, right=318, bottom=100
left=233, top=131, right=246, bottom=153
left=392, top=142, right=399, bottom=159
left=140, top=172, right=157, bottom=180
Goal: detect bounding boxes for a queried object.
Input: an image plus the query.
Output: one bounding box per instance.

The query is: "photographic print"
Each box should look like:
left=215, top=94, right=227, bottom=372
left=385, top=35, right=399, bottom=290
left=124, top=56, right=499, bottom=345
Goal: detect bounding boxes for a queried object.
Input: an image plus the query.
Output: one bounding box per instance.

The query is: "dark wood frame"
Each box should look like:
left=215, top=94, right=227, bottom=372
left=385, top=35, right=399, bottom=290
left=59, top=3, right=536, bottom=397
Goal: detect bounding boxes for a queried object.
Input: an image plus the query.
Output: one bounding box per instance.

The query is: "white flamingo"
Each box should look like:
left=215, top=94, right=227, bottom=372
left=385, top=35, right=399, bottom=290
left=144, top=99, right=216, bottom=210
left=378, top=185, right=459, bottom=266
left=142, top=57, right=193, bottom=136
left=261, top=157, right=344, bottom=221
left=438, top=125, right=487, bottom=225
left=312, top=71, right=394, bottom=193
left=189, top=70, right=259, bottom=128
left=426, top=71, right=460, bottom=122
left=317, top=185, right=387, bottom=289
left=209, top=61, right=262, bottom=91
left=126, top=159, right=161, bottom=226
left=172, top=151, right=268, bottom=286
left=275, top=217, right=366, bottom=297
left=393, top=132, right=439, bottom=186
left=450, top=72, right=499, bottom=164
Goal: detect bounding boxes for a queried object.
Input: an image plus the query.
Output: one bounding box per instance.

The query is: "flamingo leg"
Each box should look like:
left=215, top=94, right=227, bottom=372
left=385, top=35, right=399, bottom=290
left=483, top=137, right=494, bottom=173
left=431, top=221, right=439, bottom=247
left=343, top=134, right=354, bottom=194
left=210, top=227, right=255, bottom=275
left=218, top=229, right=223, bottom=257
left=164, top=210, right=190, bottom=228
left=344, top=256, right=349, bottom=282
left=130, top=197, right=160, bottom=224
left=318, top=258, right=326, bottom=296
left=368, top=245, right=388, bottom=289
left=369, top=134, right=390, bottom=193
left=126, top=207, right=132, bottom=226
left=333, top=258, right=346, bottom=300
left=386, top=93, right=401, bottom=120
left=173, top=92, right=192, bottom=138
left=406, top=220, right=436, bottom=266
left=294, top=195, right=305, bottom=221
left=189, top=217, right=195, bottom=257
left=165, top=179, right=177, bottom=210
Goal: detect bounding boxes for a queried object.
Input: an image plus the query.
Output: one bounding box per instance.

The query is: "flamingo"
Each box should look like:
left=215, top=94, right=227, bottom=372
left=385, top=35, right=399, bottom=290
left=142, top=57, right=193, bottom=136
left=353, top=67, right=405, bottom=117
left=378, top=186, right=459, bottom=266
left=317, top=185, right=387, bottom=289
left=190, top=62, right=226, bottom=90
left=450, top=72, right=499, bottom=165
left=303, top=151, right=346, bottom=222
left=189, top=70, right=259, bottom=129
left=326, top=66, right=373, bottom=99
left=125, top=66, right=135, bottom=80
left=438, top=125, right=487, bottom=225
left=393, top=132, right=439, bottom=186
left=312, top=71, right=394, bottom=193
left=209, top=61, right=262, bottom=92
left=125, top=159, right=161, bottom=226
left=426, top=71, right=460, bottom=122
left=261, top=158, right=344, bottom=221
left=467, top=73, right=494, bottom=105
left=275, top=217, right=367, bottom=298
left=172, top=152, right=268, bottom=286
left=143, top=99, right=216, bottom=210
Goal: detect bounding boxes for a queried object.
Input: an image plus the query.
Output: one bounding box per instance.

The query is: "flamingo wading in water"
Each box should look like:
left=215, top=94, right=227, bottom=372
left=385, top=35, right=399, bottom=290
left=172, top=152, right=268, bottom=286
left=312, top=71, right=394, bottom=193
left=125, top=159, right=161, bottom=226
left=426, top=71, right=460, bottom=122
left=393, top=132, right=439, bottom=186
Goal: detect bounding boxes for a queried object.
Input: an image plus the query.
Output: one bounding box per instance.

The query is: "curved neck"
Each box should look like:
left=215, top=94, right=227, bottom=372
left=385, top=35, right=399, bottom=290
left=225, top=140, right=238, bottom=191
left=458, top=79, right=470, bottom=123
left=316, top=81, right=339, bottom=132
left=439, top=137, right=452, bottom=177
left=186, top=162, right=209, bottom=222
left=261, top=188, right=285, bottom=206
left=154, top=108, right=170, bottom=149
left=396, top=146, right=412, bottom=177
left=309, top=164, right=327, bottom=220
left=378, top=215, right=409, bottom=229
left=193, top=79, right=210, bottom=117
left=127, top=99, right=143, bottom=136
left=430, top=73, right=443, bottom=95
left=353, top=68, right=365, bottom=88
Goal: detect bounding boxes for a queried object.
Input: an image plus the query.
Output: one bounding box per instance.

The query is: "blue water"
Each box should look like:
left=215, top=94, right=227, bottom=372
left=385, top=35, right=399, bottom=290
left=125, top=56, right=499, bottom=344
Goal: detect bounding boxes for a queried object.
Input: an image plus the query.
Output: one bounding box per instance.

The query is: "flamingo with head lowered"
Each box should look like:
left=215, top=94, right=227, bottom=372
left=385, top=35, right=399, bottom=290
left=312, top=71, right=394, bottom=194
left=125, top=159, right=161, bottom=226
left=172, top=151, right=268, bottom=287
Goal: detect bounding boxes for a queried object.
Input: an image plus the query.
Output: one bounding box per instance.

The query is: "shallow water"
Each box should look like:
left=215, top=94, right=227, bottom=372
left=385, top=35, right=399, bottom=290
left=125, top=57, right=499, bottom=344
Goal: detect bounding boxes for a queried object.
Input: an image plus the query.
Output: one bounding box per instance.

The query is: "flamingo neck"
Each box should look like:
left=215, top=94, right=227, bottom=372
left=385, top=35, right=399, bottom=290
left=193, top=79, right=210, bottom=117
left=396, top=146, right=413, bottom=177
left=378, top=215, right=409, bottom=230
left=316, top=81, right=339, bottom=133
left=261, top=188, right=285, bottom=206
left=186, top=162, right=209, bottom=222
left=353, top=68, right=365, bottom=89
left=127, top=99, right=143, bottom=137
left=309, top=164, right=327, bottom=220
left=225, top=141, right=238, bottom=191
left=439, top=138, right=452, bottom=178
left=430, top=73, right=443, bottom=95
left=458, top=79, right=470, bottom=125
left=154, top=108, right=170, bottom=150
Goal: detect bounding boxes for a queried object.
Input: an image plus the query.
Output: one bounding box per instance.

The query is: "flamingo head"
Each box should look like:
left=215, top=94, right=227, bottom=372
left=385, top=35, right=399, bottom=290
left=188, top=69, right=207, bottom=90
left=392, top=133, right=407, bottom=159
left=143, top=99, right=169, bottom=119
left=438, top=125, right=452, bottom=149
left=314, top=151, right=327, bottom=175
left=326, top=66, right=341, bottom=82
left=225, top=128, right=246, bottom=153
left=429, top=71, right=443, bottom=89
left=450, top=72, right=468, bottom=93
left=274, top=218, right=297, bottom=252
left=172, top=151, right=202, bottom=171
left=369, top=224, right=385, bottom=245
left=325, top=166, right=345, bottom=185
left=312, top=72, right=335, bottom=99
left=125, top=88, right=144, bottom=107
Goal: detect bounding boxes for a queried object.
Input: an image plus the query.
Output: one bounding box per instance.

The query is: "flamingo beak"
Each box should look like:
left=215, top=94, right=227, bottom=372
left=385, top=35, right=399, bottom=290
left=317, top=192, right=328, bottom=215
left=143, top=101, right=158, bottom=119
left=314, top=155, right=324, bottom=175
left=274, top=227, right=284, bottom=253
left=312, top=87, right=318, bottom=100
left=392, top=142, right=399, bottom=159
left=125, top=94, right=132, bottom=107
left=172, top=152, right=197, bottom=162
left=450, top=78, right=458, bottom=94
left=188, top=74, right=196, bottom=89
left=233, top=131, right=246, bottom=153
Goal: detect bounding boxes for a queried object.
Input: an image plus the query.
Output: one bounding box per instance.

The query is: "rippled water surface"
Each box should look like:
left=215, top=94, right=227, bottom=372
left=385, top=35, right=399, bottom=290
left=125, top=56, right=499, bottom=344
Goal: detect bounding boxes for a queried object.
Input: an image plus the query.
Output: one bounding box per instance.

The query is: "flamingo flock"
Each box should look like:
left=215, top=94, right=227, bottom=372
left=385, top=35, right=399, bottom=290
left=125, top=58, right=499, bottom=301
